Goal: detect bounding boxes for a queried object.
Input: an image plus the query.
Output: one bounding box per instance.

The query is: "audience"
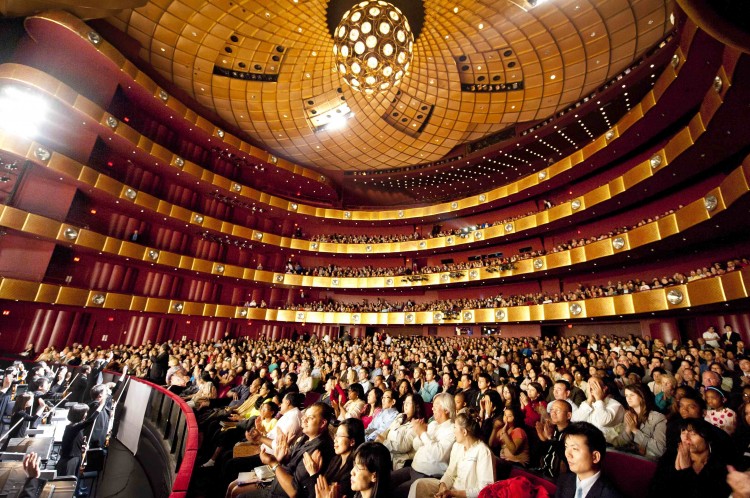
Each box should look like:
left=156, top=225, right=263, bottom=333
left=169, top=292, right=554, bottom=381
left=13, top=320, right=750, bottom=498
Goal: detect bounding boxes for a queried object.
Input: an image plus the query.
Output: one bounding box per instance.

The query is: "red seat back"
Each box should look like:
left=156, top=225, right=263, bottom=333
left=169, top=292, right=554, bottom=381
left=602, top=450, right=657, bottom=498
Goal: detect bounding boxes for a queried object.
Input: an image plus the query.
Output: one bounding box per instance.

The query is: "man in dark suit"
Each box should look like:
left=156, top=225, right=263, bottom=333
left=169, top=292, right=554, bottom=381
left=723, top=324, right=742, bottom=353
left=149, top=344, right=170, bottom=384
left=554, top=422, right=623, bottom=498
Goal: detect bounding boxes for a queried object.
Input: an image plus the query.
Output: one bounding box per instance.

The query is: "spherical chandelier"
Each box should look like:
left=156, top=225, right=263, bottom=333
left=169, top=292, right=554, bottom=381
left=333, top=0, right=414, bottom=96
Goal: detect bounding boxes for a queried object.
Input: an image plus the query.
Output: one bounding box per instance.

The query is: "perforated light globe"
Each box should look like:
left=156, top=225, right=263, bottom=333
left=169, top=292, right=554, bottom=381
left=333, top=0, right=414, bottom=95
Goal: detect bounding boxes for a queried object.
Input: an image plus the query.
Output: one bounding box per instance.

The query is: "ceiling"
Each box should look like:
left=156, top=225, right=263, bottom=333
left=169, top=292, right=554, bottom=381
left=10, top=0, right=673, bottom=169
left=2, top=0, right=676, bottom=205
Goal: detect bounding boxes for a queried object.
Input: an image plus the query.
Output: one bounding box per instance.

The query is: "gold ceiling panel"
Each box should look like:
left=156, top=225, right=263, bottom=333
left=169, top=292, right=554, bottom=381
left=105, top=0, right=674, bottom=171
left=0, top=14, right=686, bottom=221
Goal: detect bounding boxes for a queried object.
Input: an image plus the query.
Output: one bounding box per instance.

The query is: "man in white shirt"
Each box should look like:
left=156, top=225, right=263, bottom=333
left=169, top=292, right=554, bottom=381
left=571, top=377, right=624, bottom=444
left=548, top=380, right=579, bottom=413
left=703, top=326, right=721, bottom=349
left=390, top=393, right=456, bottom=498
left=555, top=422, right=623, bottom=498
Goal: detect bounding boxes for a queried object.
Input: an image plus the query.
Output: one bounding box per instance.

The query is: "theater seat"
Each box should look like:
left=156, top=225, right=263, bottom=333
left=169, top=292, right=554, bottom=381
left=423, top=402, right=433, bottom=420
left=304, top=391, right=322, bottom=407
left=602, top=450, right=657, bottom=498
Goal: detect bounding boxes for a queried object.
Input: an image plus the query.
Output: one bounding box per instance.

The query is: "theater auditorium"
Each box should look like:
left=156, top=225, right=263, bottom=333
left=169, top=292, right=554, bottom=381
left=1, top=0, right=750, bottom=497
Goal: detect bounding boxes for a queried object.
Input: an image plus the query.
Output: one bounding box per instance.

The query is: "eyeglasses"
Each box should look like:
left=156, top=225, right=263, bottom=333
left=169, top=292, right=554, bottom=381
left=335, top=434, right=351, bottom=440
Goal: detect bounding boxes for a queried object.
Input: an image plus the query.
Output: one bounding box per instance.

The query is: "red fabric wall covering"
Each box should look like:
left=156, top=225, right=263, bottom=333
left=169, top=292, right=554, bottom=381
left=0, top=234, right=55, bottom=281
left=14, top=169, right=77, bottom=222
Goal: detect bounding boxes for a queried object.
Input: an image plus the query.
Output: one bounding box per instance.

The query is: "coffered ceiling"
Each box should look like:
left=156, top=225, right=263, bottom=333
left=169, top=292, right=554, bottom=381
left=101, top=0, right=674, bottom=174
left=3, top=0, right=674, bottom=178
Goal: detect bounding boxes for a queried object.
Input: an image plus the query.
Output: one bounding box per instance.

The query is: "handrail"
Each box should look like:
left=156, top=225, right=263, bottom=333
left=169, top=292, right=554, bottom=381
left=129, top=378, right=198, bottom=498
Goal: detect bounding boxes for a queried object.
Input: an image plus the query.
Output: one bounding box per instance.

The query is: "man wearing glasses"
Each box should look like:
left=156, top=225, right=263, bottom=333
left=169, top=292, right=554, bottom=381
left=365, top=389, right=399, bottom=441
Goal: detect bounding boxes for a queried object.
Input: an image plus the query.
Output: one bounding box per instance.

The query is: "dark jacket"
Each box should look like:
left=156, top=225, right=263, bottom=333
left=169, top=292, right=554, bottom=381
left=554, top=472, right=623, bottom=498
left=267, top=433, right=335, bottom=498
left=55, top=406, right=103, bottom=476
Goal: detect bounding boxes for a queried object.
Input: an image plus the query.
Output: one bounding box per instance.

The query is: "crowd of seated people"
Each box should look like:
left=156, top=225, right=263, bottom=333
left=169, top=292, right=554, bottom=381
left=304, top=206, right=682, bottom=247
left=277, top=257, right=748, bottom=313
left=286, top=207, right=685, bottom=281
left=25, top=320, right=750, bottom=498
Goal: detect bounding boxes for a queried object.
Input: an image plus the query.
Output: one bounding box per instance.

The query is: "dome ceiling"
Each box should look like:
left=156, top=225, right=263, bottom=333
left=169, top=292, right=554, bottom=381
left=4, top=0, right=674, bottom=175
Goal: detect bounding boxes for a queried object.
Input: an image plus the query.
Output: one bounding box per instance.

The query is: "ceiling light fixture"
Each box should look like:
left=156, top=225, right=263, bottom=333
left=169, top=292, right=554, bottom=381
left=333, top=0, right=414, bottom=96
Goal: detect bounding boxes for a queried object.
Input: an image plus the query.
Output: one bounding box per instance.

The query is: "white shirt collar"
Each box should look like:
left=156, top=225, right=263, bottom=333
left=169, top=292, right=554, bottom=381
left=577, top=470, right=601, bottom=498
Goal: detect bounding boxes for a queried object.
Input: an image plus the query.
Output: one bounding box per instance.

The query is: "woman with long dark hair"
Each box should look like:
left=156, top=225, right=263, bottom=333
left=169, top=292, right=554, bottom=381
left=648, top=418, right=731, bottom=498
left=316, top=442, right=392, bottom=498
left=306, top=418, right=365, bottom=498
left=490, top=405, right=530, bottom=466
left=379, top=392, right=425, bottom=469
left=611, top=383, right=667, bottom=460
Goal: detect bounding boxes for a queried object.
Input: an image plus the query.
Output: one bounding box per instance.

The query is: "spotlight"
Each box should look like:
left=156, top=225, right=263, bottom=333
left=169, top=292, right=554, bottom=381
left=0, top=86, right=48, bottom=138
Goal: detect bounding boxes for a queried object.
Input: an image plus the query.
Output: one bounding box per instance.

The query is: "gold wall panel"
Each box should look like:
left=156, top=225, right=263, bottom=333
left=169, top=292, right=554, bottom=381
left=656, top=214, right=679, bottom=238
left=687, top=278, right=726, bottom=306
left=181, top=301, right=204, bottom=315
left=215, top=305, right=235, bottom=318
left=105, top=293, right=133, bottom=309
left=621, top=161, right=653, bottom=189
left=191, top=259, right=213, bottom=274
left=608, top=176, right=626, bottom=197
left=26, top=215, right=60, bottom=239
left=585, top=298, right=616, bottom=317
left=56, top=287, right=88, bottom=306
left=0, top=279, right=39, bottom=301
left=75, top=230, right=107, bottom=251
left=0, top=206, right=24, bottom=229
left=528, top=305, right=546, bottom=322
left=48, top=154, right=83, bottom=179
left=582, top=185, right=611, bottom=208
left=543, top=302, right=572, bottom=320
left=612, top=295, right=636, bottom=315
left=118, top=241, right=146, bottom=259
left=631, top=290, right=665, bottom=313
left=583, top=239, right=614, bottom=260
left=544, top=251, right=572, bottom=271
left=515, top=216, right=537, bottom=232
left=720, top=165, right=750, bottom=206
left=663, top=127, right=695, bottom=163
left=101, top=237, right=123, bottom=254
left=674, top=199, right=709, bottom=231
left=687, top=113, right=706, bottom=139
left=568, top=247, right=588, bottom=265
left=722, top=269, right=749, bottom=301
left=545, top=204, right=570, bottom=222
left=627, top=223, right=660, bottom=247
left=129, top=296, right=147, bottom=310
left=35, top=283, right=59, bottom=303
left=699, top=89, right=723, bottom=122
left=144, top=298, right=170, bottom=313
